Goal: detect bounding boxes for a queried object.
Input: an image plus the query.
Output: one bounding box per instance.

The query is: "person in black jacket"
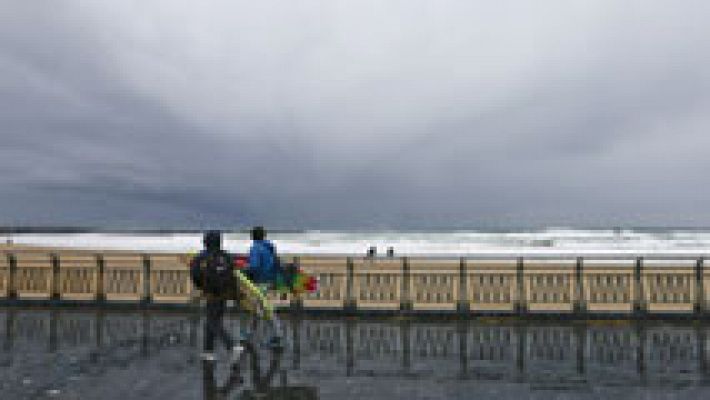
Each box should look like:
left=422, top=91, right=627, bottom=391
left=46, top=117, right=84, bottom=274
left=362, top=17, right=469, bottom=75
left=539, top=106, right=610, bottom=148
left=190, top=230, right=243, bottom=362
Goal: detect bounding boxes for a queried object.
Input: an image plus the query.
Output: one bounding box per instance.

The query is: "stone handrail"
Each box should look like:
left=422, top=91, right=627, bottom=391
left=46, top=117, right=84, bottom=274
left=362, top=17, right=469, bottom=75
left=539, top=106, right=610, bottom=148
left=1, top=248, right=707, bottom=315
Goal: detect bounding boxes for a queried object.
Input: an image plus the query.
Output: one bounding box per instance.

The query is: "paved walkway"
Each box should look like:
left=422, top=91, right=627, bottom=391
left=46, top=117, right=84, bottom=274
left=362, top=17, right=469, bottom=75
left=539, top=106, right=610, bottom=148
left=1, top=308, right=710, bottom=399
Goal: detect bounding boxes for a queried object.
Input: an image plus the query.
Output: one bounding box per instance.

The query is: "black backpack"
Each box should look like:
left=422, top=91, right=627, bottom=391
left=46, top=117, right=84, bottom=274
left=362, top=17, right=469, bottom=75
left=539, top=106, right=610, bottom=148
left=199, top=251, right=237, bottom=297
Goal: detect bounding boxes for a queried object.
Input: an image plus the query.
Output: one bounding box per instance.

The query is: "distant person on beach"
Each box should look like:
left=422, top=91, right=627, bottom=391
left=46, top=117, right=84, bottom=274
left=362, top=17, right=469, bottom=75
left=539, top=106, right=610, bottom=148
left=190, top=230, right=243, bottom=362
left=387, top=247, right=395, bottom=257
left=367, top=246, right=377, bottom=257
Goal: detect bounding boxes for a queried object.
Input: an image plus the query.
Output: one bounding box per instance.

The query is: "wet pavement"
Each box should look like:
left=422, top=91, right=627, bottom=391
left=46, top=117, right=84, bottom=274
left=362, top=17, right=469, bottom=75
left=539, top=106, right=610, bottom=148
left=2, top=308, right=710, bottom=399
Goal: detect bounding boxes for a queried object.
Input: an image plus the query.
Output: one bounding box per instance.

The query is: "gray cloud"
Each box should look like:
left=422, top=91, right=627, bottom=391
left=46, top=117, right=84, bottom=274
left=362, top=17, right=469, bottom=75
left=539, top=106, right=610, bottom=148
left=2, top=0, right=710, bottom=229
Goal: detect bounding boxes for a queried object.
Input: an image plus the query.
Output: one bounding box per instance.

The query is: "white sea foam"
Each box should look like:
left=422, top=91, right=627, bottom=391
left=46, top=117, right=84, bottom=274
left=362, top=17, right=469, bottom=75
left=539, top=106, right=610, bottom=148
left=3, top=229, right=710, bottom=256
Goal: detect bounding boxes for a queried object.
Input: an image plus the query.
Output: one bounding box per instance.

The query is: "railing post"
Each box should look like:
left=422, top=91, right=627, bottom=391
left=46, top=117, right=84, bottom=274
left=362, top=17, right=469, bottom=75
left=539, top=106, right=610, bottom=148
left=142, top=254, right=152, bottom=305
left=7, top=253, right=17, bottom=300
left=574, top=257, right=585, bottom=316
left=634, top=257, right=644, bottom=317
left=50, top=253, right=60, bottom=301
left=95, top=254, right=105, bottom=303
left=344, top=257, right=356, bottom=313
left=457, top=257, right=469, bottom=314
left=516, top=257, right=526, bottom=315
left=400, top=256, right=412, bottom=312
left=696, top=257, right=704, bottom=317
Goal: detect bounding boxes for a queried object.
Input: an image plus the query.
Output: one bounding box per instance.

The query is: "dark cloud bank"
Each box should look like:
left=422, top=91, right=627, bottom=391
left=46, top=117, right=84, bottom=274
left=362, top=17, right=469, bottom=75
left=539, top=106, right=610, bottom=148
left=1, top=1, right=710, bottom=229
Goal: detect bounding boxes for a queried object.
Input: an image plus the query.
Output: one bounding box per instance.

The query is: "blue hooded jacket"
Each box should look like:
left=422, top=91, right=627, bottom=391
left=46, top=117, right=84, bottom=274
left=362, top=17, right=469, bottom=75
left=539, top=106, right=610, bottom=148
left=248, top=240, right=277, bottom=283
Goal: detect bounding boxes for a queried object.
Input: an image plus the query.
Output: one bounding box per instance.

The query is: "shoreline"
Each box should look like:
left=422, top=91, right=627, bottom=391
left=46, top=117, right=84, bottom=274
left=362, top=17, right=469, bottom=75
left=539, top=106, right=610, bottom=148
left=3, top=243, right=710, bottom=259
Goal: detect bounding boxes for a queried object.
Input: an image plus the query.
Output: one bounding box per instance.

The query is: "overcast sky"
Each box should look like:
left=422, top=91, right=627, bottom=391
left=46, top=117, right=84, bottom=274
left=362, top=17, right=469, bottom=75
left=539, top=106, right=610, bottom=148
left=1, top=1, right=710, bottom=229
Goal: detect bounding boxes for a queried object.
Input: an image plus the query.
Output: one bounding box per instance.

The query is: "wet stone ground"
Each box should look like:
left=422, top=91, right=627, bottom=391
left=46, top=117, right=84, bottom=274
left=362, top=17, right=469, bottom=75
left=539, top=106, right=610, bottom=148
left=1, top=307, right=710, bottom=399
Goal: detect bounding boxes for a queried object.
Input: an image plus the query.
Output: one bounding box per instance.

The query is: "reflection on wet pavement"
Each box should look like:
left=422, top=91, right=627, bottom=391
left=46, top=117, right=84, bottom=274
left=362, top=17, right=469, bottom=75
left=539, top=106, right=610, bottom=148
left=2, top=308, right=710, bottom=399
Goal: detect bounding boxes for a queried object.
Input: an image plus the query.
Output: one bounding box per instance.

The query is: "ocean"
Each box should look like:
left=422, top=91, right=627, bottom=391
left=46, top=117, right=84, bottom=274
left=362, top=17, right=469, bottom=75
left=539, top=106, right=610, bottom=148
left=4, top=227, right=710, bottom=255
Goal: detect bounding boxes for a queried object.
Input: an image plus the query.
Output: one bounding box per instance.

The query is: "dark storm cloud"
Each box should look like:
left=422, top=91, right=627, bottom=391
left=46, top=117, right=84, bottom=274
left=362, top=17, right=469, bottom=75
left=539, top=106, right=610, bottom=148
left=2, top=0, right=710, bottom=229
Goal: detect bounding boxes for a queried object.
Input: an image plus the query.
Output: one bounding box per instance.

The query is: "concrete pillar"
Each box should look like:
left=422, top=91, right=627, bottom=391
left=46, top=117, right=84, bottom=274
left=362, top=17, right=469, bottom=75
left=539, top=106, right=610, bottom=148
left=344, top=257, right=356, bottom=313
left=634, top=257, right=645, bottom=317
left=142, top=254, right=152, bottom=305
left=95, top=254, right=105, bottom=303
left=50, top=253, right=60, bottom=301
left=400, top=257, right=412, bottom=312
left=6, top=253, right=16, bottom=300
left=457, top=257, right=469, bottom=314
left=574, top=257, right=586, bottom=316
left=516, top=257, right=527, bottom=315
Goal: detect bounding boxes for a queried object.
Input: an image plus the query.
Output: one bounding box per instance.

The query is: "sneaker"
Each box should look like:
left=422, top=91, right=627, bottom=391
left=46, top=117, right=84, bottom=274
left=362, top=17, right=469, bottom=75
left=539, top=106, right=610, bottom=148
left=230, top=345, right=244, bottom=364
left=200, top=352, right=216, bottom=361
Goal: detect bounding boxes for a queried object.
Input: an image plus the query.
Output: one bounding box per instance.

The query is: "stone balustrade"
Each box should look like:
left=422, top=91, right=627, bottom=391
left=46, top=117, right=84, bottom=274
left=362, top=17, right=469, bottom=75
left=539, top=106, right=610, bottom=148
left=1, top=248, right=709, bottom=315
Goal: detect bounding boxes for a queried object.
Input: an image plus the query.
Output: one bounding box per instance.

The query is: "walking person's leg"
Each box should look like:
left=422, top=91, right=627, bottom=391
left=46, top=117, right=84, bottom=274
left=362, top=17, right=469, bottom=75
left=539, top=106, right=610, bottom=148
left=213, top=299, right=234, bottom=350
left=216, top=299, right=246, bottom=363
left=205, top=299, right=243, bottom=363
left=203, top=299, right=219, bottom=360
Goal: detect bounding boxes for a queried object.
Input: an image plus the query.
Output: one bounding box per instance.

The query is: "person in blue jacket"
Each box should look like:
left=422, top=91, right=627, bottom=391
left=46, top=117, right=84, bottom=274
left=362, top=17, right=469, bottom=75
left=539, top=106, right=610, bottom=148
left=245, top=226, right=283, bottom=348
left=248, top=226, right=278, bottom=284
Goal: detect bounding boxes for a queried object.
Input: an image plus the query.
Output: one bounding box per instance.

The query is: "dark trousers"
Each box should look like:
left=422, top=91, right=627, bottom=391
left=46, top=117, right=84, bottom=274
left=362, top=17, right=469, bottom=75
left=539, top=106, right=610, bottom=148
left=204, top=299, right=234, bottom=352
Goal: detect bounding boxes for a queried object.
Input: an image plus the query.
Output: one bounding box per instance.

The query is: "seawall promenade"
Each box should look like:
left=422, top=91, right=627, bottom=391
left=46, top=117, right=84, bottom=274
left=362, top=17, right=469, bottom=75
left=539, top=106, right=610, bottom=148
left=1, top=245, right=709, bottom=317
